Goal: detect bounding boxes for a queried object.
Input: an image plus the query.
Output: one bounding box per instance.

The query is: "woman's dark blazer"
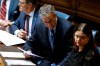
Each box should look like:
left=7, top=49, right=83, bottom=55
left=58, top=48, right=100, bottom=66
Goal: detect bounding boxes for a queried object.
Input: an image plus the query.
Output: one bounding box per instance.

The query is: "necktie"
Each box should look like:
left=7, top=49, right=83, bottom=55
left=49, top=30, right=54, bottom=49
left=0, top=0, right=6, bottom=20
left=25, top=15, right=30, bottom=34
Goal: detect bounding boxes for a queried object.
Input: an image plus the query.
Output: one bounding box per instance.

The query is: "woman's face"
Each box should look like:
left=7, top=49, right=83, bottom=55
left=74, top=31, right=90, bottom=47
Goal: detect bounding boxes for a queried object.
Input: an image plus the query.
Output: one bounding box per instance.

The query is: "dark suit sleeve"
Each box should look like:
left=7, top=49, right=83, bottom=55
left=23, top=26, right=44, bottom=63
left=64, top=20, right=74, bottom=53
left=66, top=23, right=74, bottom=51
left=11, top=12, right=26, bottom=34
left=23, top=28, right=38, bottom=51
left=11, top=15, right=21, bottom=34
left=58, top=57, right=67, bottom=66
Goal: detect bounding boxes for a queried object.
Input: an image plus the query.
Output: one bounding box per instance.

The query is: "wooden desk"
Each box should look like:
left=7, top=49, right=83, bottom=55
left=0, top=43, right=36, bottom=66
left=0, top=43, right=22, bottom=52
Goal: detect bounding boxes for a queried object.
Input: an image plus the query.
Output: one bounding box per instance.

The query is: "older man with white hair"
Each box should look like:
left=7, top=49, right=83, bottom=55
left=23, top=4, right=74, bottom=66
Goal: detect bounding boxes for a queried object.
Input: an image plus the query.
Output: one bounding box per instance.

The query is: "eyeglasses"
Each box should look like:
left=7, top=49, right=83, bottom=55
left=74, top=35, right=87, bottom=40
left=45, top=18, right=54, bottom=23
left=42, top=16, right=56, bottom=24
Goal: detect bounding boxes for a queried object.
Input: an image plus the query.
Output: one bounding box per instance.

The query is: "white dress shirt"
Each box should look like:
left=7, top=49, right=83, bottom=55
left=15, top=9, right=35, bottom=38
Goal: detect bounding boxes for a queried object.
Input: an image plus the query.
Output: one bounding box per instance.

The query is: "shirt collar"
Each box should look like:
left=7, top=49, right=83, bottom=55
left=28, top=8, right=35, bottom=17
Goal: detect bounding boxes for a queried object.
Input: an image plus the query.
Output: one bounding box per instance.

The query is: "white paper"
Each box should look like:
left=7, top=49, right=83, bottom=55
left=25, top=51, right=43, bottom=58
left=18, top=47, right=43, bottom=58
left=5, top=59, right=36, bottom=66
left=0, top=30, right=26, bottom=46
left=0, top=52, right=25, bottom=58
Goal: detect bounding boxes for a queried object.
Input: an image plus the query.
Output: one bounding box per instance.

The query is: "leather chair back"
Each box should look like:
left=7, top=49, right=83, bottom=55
left=55, top=11, right=70, bottom=20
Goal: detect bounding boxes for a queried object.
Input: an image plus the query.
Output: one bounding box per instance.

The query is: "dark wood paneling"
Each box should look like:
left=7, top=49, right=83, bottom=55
left=77, top=0, right=100, bottom=23
left=38, top=0, right=100, bottom=25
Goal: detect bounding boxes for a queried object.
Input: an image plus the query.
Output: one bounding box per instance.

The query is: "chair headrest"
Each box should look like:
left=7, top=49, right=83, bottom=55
left=55, top=11, right=70, bottom=20
left=92, top=30, right=97, bottom=39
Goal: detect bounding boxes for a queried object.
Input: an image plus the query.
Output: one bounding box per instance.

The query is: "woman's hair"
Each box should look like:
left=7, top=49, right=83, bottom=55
left=73, top=23, right=95, bottom=50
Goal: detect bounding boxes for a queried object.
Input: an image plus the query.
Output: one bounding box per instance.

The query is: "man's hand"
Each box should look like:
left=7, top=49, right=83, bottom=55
left=17, top=29, right=27, bottom=40
left=0, top=20, right=13, bottom=27
left=23, top=50, right=32, bottom=59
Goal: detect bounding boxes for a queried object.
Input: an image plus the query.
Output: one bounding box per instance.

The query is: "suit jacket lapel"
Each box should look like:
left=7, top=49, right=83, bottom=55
left=31, top=11, right=38, bottom=33
left=53, top=18, right=62, bottom=49
left=8, top=0, right=13, bottom=18
left=43, top=25, right=53, bottom=51
left=19, top=12, right=26, bottom=29
left=0, top=0, right=1, bottom=7
left=8, top=0, right=19, bottom=19
left=22, top=13, right=26, bottom=30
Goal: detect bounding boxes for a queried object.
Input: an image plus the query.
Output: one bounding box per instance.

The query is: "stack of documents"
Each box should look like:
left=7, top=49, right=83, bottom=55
left=0, top=51, right=36, bottom=66
left=6, top=59, right=36, bottom=66
left=0, top=52, right=25, bottom=58
left=0, top=30, right=26, bottom=46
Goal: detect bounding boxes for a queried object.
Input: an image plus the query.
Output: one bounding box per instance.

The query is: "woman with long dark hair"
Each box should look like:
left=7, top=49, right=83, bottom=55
left=58, top=23, right=100, bottom=66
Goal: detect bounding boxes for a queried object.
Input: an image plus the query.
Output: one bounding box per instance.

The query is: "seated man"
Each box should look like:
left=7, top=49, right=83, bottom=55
left=11, top=0, right=39, bottom=40
left=0, top=0, right=20, bottom=32
left=23, top=4, right=74, bottom=66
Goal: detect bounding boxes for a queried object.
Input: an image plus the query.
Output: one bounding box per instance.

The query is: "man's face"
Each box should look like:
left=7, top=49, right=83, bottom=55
left=41, top=13, right=57, bottom=30
left=19, top=0, right=28, bottom=12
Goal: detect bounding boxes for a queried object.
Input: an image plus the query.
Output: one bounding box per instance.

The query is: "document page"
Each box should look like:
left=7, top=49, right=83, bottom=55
left=0, top=30, right=25, bottom=46
left=5, top=59, right=36, bottom=66
left=18, top=47, right=43, bottom=58
left=0, top=51, right=25, bottom=58
left=0, top=52, right=36, bottom=66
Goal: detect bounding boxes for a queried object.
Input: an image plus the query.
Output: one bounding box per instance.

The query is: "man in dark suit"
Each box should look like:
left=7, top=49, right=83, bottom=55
left=23, top=4, right=74, bottom=66
left=11, top=0, right=39, bottom=40
left=0, top=0, right=20, bottom=31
